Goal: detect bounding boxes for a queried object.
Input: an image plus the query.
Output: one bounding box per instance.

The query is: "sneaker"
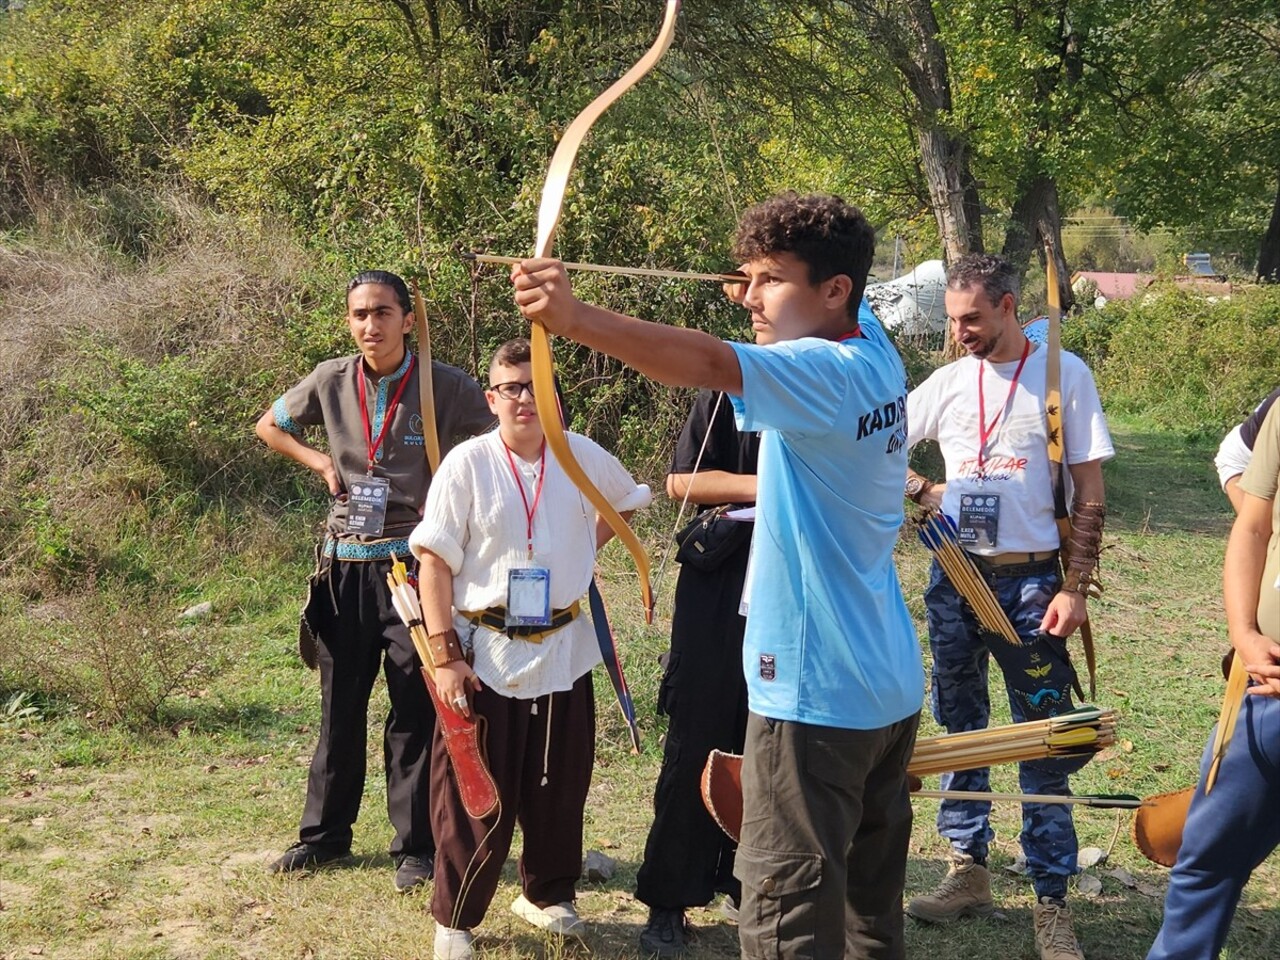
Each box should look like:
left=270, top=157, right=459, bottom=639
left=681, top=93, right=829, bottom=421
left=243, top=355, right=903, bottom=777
left=1034, top=897, right=1085, bottom=960
left=433, top=924, right=473, bottom=960
left=638, top=906, right=689, bottom=957
left=906, top=853, right=995, bottom=923
left=719, top=894, right=740, bottom=923
left=393, top=853, right=434, bottom=893
left=510, top=893, right=586, bottom=938
left=267, top=841, right=351, bottom=874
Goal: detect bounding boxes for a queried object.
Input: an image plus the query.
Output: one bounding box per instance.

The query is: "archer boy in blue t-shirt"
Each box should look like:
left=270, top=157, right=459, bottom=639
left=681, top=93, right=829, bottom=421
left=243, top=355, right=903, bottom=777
left=512, top=192, right=924, bottom=960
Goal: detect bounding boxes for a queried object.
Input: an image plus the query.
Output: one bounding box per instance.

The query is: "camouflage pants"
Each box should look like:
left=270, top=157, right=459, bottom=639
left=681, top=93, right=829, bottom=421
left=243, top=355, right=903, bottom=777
left=924, top=559, right=1086, bottom=900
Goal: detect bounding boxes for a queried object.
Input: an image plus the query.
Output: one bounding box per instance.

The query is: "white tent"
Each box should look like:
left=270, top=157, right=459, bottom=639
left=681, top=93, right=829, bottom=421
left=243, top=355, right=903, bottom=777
left=865, top=259, right=948, bottom=336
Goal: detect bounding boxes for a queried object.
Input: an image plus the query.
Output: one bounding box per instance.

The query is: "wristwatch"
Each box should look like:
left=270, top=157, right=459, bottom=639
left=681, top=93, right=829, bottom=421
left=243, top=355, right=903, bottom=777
left=905, top=475, right=927, bottom=502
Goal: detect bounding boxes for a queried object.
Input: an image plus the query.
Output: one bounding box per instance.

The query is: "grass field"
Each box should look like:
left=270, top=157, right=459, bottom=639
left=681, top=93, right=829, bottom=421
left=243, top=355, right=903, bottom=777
left=2, top=417, right=1277, bottom=960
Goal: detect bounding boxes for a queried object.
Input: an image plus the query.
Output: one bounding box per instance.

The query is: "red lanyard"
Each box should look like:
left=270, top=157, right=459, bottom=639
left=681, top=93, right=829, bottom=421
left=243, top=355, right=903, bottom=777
left=503, top=439, right=547, bottom=558
left=976, top=338, right=1030, bottom=475
left=356, top=356, right=416, bottom=473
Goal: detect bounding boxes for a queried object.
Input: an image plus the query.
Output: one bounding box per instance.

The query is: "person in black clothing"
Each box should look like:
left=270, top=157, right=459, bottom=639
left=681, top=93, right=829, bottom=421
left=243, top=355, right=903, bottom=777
left=255, top=271, right=493, bottom=892
left=636, top=389, right=760, bottom=957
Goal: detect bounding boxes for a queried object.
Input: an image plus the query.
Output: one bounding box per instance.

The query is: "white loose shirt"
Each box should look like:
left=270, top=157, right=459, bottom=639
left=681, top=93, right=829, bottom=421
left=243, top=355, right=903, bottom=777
left=410, top=430, right=650, bottom=699
left=908, top=345, right=1113, bottom=554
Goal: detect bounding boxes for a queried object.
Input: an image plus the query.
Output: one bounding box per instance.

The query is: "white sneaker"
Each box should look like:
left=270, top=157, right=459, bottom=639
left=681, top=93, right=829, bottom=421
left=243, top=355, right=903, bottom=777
left=433, top=924, right=473, bottom=960
left=510, top=893, right=586, bottom=937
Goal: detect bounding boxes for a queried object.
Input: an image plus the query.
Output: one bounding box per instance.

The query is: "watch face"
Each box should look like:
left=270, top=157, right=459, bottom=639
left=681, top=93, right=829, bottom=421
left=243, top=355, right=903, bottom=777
left=906, top=477, right=924, bottom=496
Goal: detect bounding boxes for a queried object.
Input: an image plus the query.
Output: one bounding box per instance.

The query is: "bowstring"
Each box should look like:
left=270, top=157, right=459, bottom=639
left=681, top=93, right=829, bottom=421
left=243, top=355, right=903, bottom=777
left=650, top=389, right=726, bottom=609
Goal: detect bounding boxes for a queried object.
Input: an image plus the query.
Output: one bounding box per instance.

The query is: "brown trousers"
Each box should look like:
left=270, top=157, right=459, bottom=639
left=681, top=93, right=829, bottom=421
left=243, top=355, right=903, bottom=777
left=430, top=672, right=595, bottom=930
left=735, top=710, right=921, bottom=960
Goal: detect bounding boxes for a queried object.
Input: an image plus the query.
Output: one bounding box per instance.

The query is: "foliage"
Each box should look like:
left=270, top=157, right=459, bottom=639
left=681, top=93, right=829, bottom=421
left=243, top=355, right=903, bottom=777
left=1110, top=0, right=1280, bottom=269
left=0, top=584, right=228, bottom=725
left=1067, top=284, right=1280, bottom=431
left=0, top=690, right=41, bottom=729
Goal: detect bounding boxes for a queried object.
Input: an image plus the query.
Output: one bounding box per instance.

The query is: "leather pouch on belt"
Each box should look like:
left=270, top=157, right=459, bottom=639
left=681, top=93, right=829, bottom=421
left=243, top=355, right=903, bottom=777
left=298, top=541, right=328, bottom=670
left=421, top=668, right=500, bottom=819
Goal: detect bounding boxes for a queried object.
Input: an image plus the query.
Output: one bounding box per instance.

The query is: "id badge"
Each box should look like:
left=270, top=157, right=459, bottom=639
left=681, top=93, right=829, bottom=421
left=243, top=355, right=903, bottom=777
left=346, top=475, right=390, bottom=537
left=957, top=494, right=1000, bottom=549
left=506, top=567, right=552, bottom=627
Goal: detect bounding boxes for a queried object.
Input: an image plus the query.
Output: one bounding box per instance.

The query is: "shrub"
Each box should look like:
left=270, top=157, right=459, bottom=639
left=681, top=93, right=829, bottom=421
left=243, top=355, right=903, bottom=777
left=1069, top=284, right=1280, bottom=432
left=0, top=582, right=227, bottom=725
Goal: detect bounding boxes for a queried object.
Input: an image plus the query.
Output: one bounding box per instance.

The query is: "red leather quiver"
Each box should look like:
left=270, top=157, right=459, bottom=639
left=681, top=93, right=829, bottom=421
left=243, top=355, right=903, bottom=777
left=422, top=667, right=500, bottom=819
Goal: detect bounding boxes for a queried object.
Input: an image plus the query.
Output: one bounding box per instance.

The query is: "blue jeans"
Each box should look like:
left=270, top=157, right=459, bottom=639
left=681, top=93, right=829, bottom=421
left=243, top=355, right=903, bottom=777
left=1146, top=693, right=1280, bottom=960
left=924, top=559, right=1087, bottom=900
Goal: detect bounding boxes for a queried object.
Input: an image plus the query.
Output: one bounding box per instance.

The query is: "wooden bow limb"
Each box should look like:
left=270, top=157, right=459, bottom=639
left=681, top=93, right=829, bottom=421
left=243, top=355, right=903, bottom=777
left=526, top=1, right=683, bottom=624
left=1044, top=244, right=1099, bottom=699
left=1205, top=651, right=1249, bottom=792
left=465, top=252, right=746, bottom=285
left=411, top=280, right=442, bottom=475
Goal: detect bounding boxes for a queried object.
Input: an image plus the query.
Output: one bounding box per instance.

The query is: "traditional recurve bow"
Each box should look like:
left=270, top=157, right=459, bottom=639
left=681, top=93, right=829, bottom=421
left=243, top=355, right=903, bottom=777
left=526, top=0, right=682, bottom=624
left=411, top=280, right=442, bottom=475
left=1044, top=243, right=1098, bottom=699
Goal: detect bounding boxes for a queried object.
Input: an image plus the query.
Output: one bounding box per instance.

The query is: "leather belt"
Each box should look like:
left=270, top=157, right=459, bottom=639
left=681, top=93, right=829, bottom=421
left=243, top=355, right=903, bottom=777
left=967, top=550, right=1060, bottom=579
left=457, top=601, right=581, bottom=643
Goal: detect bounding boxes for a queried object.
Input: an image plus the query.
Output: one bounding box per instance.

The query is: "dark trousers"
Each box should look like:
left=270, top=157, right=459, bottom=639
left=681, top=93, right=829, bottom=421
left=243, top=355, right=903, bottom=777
left=636, top=550, right=750, bottom=909
left=299, top=558, right=436, bottom=859
left=431, top=672, right=595, bottom=931
left=1147, top=693, right=1280, bottom=960
left=924, top=559, right=1086, bottom=899
left=735, top=710, right=921, bottom=960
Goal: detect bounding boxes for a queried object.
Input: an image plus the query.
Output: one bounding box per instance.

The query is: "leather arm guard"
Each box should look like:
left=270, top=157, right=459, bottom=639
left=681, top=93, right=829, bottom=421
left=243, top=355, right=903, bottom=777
left=426, top=628, right=465, bottom=668
left=421, top=668, right=499, bottom=819
left=1063, top=500, right=1106, bottom=597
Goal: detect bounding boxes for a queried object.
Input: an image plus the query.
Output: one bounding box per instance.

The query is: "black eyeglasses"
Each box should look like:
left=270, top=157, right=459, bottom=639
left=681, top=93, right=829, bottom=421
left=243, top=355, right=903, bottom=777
left=489, top=381, right=535, bottom=400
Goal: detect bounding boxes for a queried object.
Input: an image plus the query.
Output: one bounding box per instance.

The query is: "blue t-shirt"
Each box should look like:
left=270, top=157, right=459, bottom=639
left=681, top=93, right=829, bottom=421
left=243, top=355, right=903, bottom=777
left=728, top=302, right=924, bottom=730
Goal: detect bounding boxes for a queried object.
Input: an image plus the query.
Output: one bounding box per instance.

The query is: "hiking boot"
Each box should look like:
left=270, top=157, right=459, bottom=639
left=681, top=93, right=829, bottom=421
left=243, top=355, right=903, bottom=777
left=906, top=853, right=995, bottom=923
left=1034, top=897, right=1085, bottom=960
left=433, top=924, right=473, bottom=960
left=511, top=893, right=586, bottom=938
left=393, top=853, right=434, bottom=893
left=639, top=906, right=690, bottom=957
left=267, top=841, right=351, bottom=874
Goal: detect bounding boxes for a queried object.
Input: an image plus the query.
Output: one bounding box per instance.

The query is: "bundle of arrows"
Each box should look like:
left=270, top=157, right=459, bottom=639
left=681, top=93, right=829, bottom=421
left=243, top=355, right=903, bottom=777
left=907, top=706, right=1118, bottom=778
left=913, top=510, right=1023, bottom=646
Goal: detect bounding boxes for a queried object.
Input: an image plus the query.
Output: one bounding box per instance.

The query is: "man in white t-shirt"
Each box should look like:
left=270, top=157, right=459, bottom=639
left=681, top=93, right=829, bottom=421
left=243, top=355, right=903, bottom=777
left=904, top=254, right=1114, bottom=960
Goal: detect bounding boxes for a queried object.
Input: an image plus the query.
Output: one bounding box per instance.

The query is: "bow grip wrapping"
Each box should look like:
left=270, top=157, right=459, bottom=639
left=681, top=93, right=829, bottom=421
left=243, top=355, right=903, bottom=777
left=421, top=667, right=500, bottom=820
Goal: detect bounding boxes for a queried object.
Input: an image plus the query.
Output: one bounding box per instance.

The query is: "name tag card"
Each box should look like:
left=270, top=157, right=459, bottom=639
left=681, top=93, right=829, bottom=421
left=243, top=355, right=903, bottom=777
left=958, top=494, right=1000, bottom=549
left=346, top=476, right=390, bottom=538
left=507, top=567, right=552, bottom=627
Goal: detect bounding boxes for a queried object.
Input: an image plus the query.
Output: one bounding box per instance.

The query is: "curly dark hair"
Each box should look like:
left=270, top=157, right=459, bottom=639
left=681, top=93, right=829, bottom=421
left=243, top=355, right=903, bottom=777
left=731, top=192, right=876, bottom=317
left=946, top=254, right=1020, bottom=308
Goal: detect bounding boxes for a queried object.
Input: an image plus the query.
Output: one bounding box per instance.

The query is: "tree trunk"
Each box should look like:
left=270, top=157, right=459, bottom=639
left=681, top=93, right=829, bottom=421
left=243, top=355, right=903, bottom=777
left=918, top=128, right=983, bottom=263
left=1002, top=174, right=1073, bottom=312
left=841, top=0, right=983, bottom=261
left=1258, top=174, right=1280, bottom=283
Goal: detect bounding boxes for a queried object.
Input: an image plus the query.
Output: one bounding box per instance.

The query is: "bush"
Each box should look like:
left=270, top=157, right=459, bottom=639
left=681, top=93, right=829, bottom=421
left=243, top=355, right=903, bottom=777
left=1067, top=284, right=1280, bottom=432
left=0, top=583, right=228, bottom=725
